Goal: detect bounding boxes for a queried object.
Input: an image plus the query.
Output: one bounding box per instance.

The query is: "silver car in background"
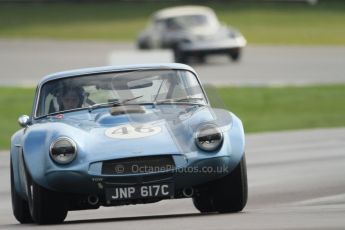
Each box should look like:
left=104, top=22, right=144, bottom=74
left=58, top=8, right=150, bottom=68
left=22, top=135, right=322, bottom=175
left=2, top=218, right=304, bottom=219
left=137, top=5, right=247, bottom=63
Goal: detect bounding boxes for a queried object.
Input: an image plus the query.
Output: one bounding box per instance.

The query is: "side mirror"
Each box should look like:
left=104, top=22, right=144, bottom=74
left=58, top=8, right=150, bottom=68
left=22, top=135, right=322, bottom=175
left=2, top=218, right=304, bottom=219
left=18, top=115, right=30, bottom=128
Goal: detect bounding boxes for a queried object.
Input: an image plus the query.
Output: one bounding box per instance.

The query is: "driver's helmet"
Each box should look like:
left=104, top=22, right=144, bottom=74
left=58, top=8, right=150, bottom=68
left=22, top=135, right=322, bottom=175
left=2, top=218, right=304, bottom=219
left=49, top=83, right=85, bottom=112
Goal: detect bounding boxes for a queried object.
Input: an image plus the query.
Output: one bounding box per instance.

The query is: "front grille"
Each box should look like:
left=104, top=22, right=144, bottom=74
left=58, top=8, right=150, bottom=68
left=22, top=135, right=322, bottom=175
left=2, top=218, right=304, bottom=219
left=102, top=155, right=175, bottom=175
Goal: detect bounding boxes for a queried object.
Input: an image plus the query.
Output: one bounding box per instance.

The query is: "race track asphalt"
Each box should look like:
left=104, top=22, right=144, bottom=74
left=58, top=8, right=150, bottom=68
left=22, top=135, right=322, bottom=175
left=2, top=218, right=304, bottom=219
left=1, top=39, right=344, bottom=229
left=1, top=128, right=345, bottom=229
left=1, top=39, right=344, bottom=86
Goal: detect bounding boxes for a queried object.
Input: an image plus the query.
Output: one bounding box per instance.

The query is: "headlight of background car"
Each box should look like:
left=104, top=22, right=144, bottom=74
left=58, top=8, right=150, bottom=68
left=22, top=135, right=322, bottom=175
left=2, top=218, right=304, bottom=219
left=50, top=137, right=77, bottom=164
left=195, top=124, right=223, bottom=152
left=228, top=28, right=241, bottom=38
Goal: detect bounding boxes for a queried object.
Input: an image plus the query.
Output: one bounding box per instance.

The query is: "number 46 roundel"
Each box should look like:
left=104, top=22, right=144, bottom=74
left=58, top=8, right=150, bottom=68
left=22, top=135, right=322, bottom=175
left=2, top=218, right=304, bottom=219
left=105, top=124, right=161, bottom=139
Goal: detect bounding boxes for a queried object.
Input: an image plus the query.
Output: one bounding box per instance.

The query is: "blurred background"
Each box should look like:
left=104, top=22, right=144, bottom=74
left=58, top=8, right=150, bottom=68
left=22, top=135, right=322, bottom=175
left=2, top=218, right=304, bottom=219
left=1, top=0, right=344, bottom=149
left=1, top=0, right=345, bottom=228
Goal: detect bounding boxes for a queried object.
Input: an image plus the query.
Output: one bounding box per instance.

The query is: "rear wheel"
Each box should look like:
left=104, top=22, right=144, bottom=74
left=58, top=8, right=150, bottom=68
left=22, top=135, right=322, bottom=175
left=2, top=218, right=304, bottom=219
left=197, top=55, right=206, bottom=64
left=173, top=47, right=188, bottom=64
left=25, top=165, right=68, bottom=224
left=10, top=160, right=33, bottom=223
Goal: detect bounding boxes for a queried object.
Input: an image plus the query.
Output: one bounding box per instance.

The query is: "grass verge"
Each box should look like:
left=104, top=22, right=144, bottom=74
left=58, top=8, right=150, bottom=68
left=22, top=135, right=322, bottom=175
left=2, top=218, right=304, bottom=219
left=1, top=85, right=345, bottom=149
left=0, top=1, right=344, bottom=45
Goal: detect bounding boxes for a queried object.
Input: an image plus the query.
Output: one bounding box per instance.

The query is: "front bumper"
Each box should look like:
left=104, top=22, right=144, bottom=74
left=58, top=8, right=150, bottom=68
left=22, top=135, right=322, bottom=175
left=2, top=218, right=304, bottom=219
left=37, top=112, right=245, bottom=204
left=45, top=155, right=237, bottom=195
left=179, top=36, right=246, bottom=52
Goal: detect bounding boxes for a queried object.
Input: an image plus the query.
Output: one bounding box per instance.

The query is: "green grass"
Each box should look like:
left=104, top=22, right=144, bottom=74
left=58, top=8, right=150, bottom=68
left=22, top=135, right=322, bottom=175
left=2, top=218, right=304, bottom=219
left=216, top=85, right=345, bottom=132
left=1, top=85, right=345, bottom=149
left=0, top=1, right=344, bottom=45
left=0, top=87, right=35, bottom=150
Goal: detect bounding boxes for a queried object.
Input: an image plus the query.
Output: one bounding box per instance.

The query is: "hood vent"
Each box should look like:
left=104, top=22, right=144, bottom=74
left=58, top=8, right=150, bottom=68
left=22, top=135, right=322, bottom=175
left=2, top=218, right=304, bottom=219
left=110, top=105, right=146, bottom=116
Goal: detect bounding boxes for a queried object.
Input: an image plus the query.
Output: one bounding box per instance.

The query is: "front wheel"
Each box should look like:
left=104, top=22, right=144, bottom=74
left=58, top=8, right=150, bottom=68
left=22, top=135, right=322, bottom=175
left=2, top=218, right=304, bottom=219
left=229, top=48, right=241, bottom=62
left=137, top=40, right=151, bottom=50
left=10, top=160, right=33, bottom=223
left=212, top=154, right=248, bottom=212
left=193, top=190, right=215, bottom=213
left=25, top=166, right=68, bottom=224
left=193, top=154, right=248, bottom=213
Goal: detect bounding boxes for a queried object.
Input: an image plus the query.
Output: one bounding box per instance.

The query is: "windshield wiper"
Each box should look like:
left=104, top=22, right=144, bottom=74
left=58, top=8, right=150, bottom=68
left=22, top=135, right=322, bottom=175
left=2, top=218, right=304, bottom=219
left=115, top=95, right=144, bottom=106
left=37, top=107, right=88, bottom=119
left=156, top=97, right=205, bottom=105
left=88, top=102, right=114, bottom=112
left=174, top=97, right=205, bottom=102
left=88, top=95, right=144, bottom=112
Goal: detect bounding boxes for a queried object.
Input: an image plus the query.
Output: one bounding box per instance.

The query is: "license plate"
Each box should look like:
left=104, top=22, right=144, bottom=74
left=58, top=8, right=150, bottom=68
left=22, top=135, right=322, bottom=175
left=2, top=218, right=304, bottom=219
left=105, top=184, right=174, bottom=201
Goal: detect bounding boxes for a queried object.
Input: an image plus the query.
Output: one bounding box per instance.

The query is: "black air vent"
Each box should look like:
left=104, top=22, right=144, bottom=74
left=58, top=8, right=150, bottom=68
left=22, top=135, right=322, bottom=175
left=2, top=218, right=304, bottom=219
left=102, top=155, right=175, bottom=175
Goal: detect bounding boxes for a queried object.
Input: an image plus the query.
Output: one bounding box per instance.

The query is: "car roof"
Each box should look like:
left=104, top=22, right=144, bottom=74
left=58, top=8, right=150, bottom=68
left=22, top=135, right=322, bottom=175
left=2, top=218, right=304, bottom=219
left=153, top=5, right=215, bottom=20
left=38, top=63, right=196, bottom=87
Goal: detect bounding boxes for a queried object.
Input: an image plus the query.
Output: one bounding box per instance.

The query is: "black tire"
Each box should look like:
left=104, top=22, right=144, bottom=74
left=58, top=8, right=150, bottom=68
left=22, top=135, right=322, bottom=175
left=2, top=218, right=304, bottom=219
left=137, top=41, right=150, bottom=50
left=25, top=165, right=68, bottom=224
left=10, top=159, right=33, bottom=224
left=192, top=191, right=215, bottom=213
left=193, top=154, right=248, bottom=213
left=173, top=47, right=188, bottom=64
left=212, top=154, right=248, bottom=212
left=229, top=49, right=241, bottom=62
left=197, top=55, right=206, bottom=64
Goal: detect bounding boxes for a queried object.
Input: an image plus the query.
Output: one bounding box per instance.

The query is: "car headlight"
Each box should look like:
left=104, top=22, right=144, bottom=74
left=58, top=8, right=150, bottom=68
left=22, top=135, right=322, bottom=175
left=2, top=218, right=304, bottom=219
left=50, top=137, right=77, bottom=164
left=228, top=28, right=241, bottom=38
left=195, top=124, right=223, bottom=152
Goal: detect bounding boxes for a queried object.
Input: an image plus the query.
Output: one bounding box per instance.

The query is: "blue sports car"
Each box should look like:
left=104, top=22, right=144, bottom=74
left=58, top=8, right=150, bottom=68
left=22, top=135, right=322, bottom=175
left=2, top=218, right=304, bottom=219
left=10, top=63, right=247, bottom=224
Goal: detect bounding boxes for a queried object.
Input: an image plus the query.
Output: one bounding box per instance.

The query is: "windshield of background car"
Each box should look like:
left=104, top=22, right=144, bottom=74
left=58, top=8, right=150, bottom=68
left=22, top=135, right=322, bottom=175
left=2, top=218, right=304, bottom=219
left=35, top=69, right=207, bottom=117
left=159, top=14, right=211, bottom=30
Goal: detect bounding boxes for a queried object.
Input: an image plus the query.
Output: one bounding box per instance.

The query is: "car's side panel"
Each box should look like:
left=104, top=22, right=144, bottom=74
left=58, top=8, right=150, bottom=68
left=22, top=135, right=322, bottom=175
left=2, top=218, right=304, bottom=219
left=10, top=129, right=27, bottom=199
left=22, top=126, right=53, bottom=190
left=21, top=123, right=87, bottom=191
left=227, top=112, right=245, bottom=167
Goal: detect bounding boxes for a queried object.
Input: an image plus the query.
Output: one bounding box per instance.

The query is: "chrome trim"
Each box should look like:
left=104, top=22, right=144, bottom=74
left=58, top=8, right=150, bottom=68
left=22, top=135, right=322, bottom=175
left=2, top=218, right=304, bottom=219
left=18, top=115, right=30, bottom=128
left=195, top=123, right=224, bottom=152
left=49, top=137, right=77, bottom=164
left=33, top=66, right=208, bottom=119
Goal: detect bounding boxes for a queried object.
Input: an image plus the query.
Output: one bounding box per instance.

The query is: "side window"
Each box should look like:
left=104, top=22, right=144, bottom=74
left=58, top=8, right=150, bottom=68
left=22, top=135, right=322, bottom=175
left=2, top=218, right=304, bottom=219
left=36, top=87, right=53, bottom=116
left=153, top=20, right=165, bottom=32
left=184, top=72, right=204, bottom=98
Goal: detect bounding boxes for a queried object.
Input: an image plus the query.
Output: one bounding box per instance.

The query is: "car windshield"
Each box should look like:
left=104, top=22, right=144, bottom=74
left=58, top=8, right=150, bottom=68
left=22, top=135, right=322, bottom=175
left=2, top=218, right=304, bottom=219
left=160, top=14, right=211, bottom=30
left=35, top=69, right=207, bottom=117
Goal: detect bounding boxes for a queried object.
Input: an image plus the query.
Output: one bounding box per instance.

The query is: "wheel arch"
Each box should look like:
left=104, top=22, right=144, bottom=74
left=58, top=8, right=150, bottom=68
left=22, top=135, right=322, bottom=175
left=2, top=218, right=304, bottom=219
left=226, top=112, right=245, bottom=170
left=21, top=128, right=55, bottom=191
left=10, top=129, right=27, bottom=199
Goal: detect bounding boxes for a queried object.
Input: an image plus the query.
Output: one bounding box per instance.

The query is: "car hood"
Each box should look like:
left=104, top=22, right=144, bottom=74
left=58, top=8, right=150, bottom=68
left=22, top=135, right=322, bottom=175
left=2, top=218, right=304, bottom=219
left=189, top=25, right=219, bottom=37
left=34, top=105, right=232, bottom=162
left=186, top=25, right=235, bottom=41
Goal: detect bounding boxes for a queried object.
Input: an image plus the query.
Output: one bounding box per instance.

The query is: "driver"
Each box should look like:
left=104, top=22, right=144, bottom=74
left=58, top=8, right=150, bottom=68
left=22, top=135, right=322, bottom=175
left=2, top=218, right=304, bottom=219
left=61, top=89, right=80, bottom=110
left=48, top=85, right=85, bottom=113
left=57, top=85, right=84, bottom=111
